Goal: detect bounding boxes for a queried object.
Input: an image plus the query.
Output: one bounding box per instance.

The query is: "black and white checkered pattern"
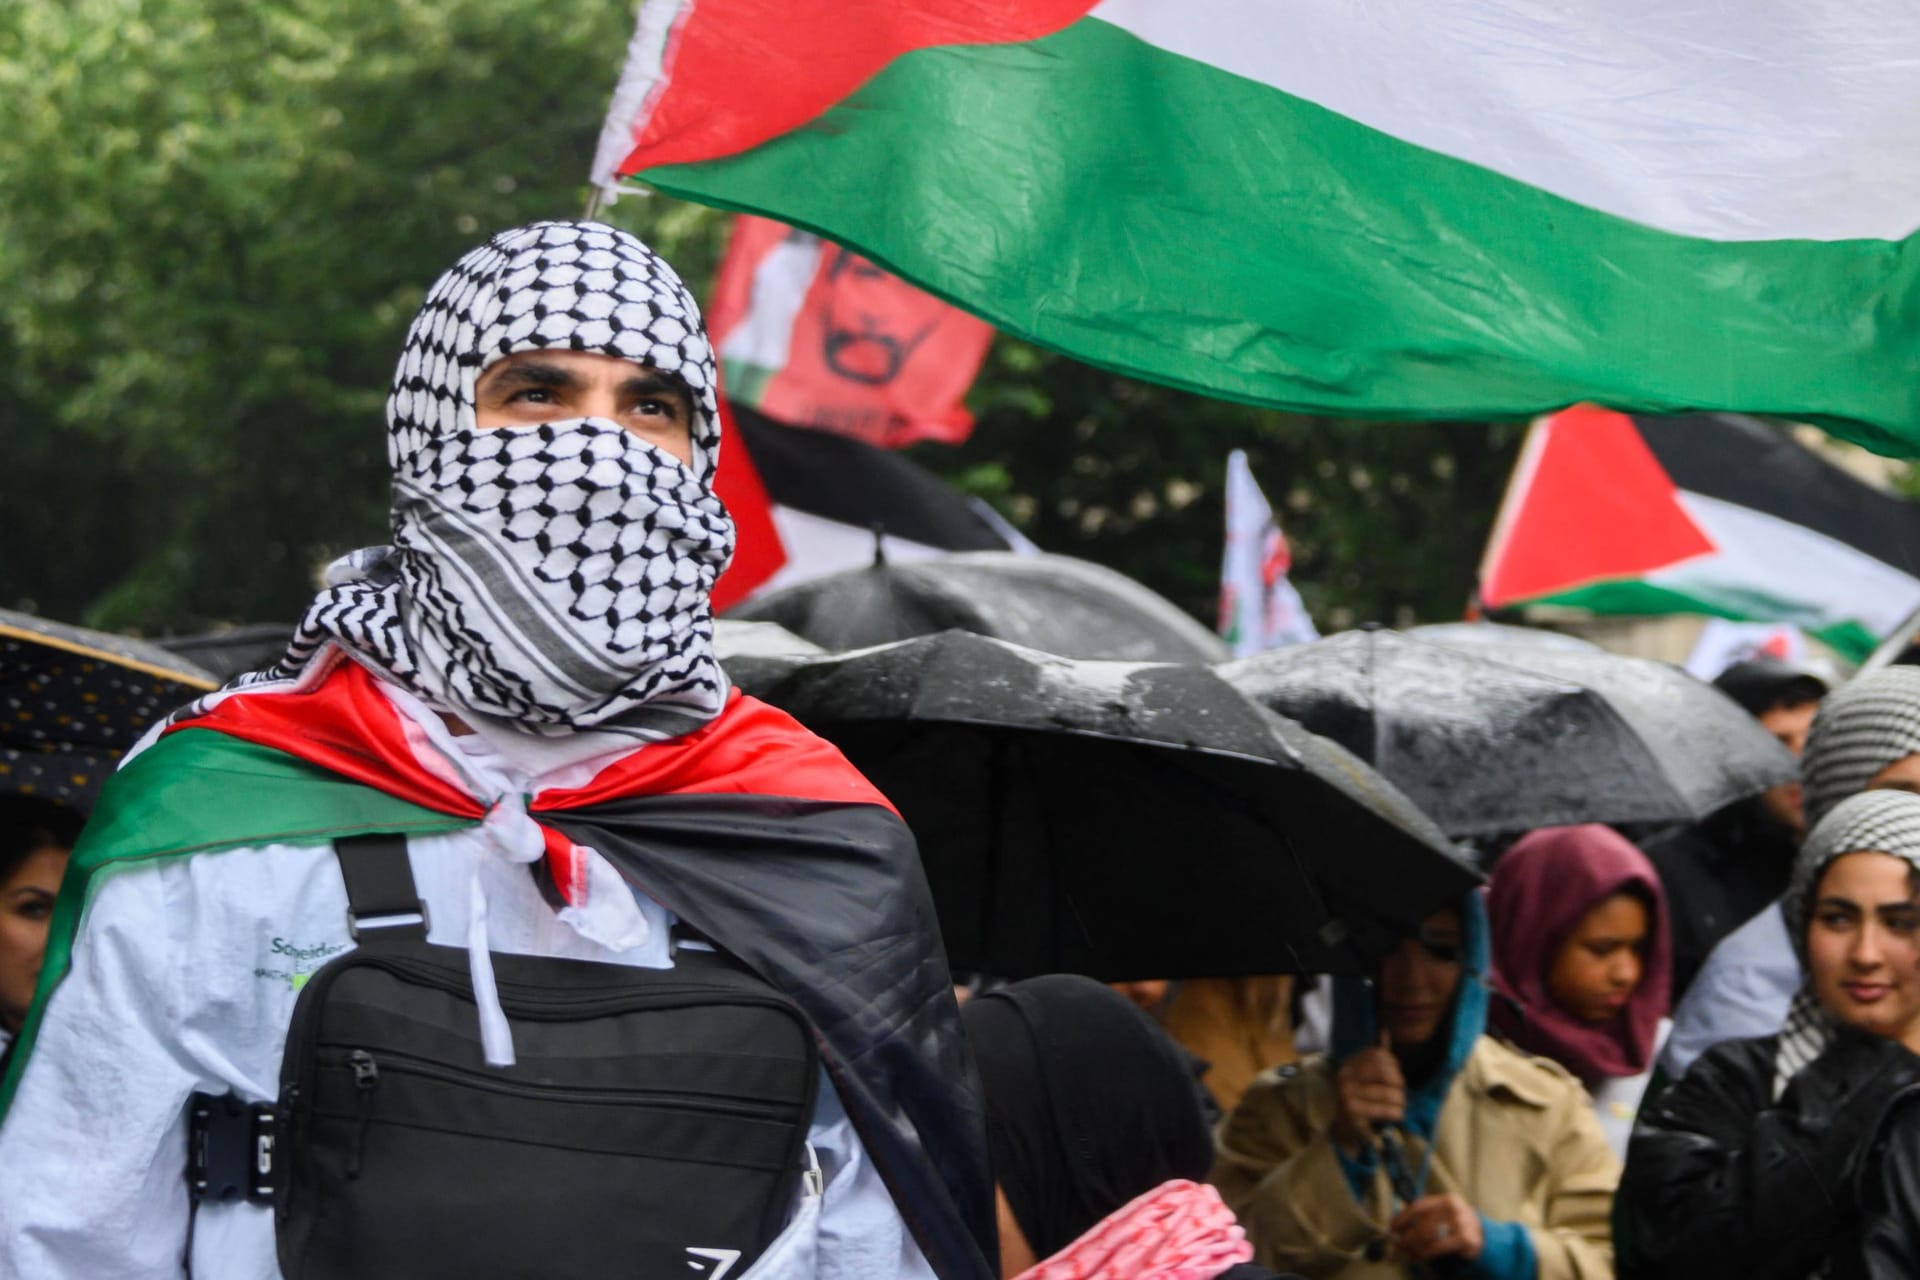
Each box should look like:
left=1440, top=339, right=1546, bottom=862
left=1801, top=667, right=1920, bottom=829
left=1773, top=789, right=1920, bottom=1096
left=213, top=221, right=734, bottom=738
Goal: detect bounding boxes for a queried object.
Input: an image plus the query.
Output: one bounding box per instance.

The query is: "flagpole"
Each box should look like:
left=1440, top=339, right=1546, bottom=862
left=1859, top=602, right=1920, bottom=673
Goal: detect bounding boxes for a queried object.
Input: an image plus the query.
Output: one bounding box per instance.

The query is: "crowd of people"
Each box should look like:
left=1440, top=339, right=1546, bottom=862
left=1, top=220, right=1918, bottom=1280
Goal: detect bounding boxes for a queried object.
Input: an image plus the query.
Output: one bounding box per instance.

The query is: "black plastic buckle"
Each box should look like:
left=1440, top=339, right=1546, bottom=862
left=186, top=1091, right=277, bottom=1205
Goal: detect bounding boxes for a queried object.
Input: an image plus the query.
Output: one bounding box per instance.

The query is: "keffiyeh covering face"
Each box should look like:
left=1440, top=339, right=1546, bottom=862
left=243, top=220, right=734, bottom=739
left=1800, top=668, right=1920, bottom=829
left=1773, top=789, right=1920, bottom=1096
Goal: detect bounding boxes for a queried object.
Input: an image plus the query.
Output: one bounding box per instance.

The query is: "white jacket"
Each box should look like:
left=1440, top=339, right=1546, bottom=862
left=0, top=677, right=934, bottom=1280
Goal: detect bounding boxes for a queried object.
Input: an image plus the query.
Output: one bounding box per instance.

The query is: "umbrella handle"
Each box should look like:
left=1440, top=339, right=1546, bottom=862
left=1373, top=1125, right=1471, bottom=1280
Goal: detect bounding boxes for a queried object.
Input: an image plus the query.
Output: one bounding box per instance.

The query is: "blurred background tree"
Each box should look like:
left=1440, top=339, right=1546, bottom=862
left=0, top=0, right=1522, bottom=635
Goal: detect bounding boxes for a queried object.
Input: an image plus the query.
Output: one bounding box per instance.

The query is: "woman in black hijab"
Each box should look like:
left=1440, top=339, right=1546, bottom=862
left=962, top=975, right=1294, bottom=1279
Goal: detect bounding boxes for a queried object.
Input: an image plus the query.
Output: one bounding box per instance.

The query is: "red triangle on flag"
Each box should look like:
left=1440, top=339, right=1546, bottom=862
left=709, top=394, right=789, bottom=613
left=1479, top=404, right=1717, bottom=607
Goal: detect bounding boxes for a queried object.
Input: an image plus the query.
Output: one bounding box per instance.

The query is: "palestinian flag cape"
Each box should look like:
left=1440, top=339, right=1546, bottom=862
left=592, top=1, right=1920, bottom=455
left=2, top=659, right=995, bottom=1280
left=1478, top=405, right=1920, bottom=660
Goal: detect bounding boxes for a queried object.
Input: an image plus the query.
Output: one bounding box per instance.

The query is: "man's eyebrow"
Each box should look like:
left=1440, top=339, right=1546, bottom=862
left=480, top=361, right=582, bottom=394
left=619, top=371, right=693, bottom=407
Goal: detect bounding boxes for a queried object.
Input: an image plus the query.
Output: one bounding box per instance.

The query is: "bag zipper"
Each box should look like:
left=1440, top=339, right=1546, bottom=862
left=345, top=1050, right=378, bottom=1179
left=323, top=951, right=807, bottom=1021
left=318, top=1046, right=798, bottom=1121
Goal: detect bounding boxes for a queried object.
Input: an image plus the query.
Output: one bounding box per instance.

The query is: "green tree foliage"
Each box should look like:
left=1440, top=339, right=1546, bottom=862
left=0, top=0, right=1518, bottom=636
left=0, top=0, right=713, bottom=629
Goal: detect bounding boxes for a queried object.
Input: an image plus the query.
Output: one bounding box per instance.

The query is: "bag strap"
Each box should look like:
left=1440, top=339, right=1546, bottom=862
left=333, top=833, right=429, bottom=942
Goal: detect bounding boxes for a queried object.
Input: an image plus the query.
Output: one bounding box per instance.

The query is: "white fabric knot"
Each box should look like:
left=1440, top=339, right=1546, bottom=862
left=480, top=793, right=545, bottom=864
left=466, top=791, right=652, bottom=1067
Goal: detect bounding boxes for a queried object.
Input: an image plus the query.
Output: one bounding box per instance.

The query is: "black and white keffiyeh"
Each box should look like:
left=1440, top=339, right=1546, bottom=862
left=1800, top=667, right=1920, bottom=830
left=224, top=220, right=735, bottom=740
left=1773, top=789, right=1920, bottom=1097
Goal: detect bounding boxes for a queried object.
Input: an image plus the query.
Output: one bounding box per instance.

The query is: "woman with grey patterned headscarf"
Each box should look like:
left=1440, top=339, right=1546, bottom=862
left=1617, top=790, right=1920, bottom=1280
left=1801, top=667, right=1920, bottom=829
left=1664, top=666, right=1920, bottom=1078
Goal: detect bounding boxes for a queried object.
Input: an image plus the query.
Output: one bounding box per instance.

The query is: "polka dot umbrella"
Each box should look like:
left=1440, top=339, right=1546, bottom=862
left=0, top=609, right=218, bottom=811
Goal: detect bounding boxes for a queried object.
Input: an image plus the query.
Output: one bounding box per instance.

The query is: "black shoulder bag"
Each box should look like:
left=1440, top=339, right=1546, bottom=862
left=188, top=833, right=820, bottom=1280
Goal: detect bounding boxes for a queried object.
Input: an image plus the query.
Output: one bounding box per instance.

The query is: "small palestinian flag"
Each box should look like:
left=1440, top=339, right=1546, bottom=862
left=717, top=403, right=1019, bottom=609
left=1478, top=406, right=1920, bottom=660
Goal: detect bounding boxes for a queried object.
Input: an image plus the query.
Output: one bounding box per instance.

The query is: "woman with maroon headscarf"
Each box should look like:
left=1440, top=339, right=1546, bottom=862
left=1486, top=825, right=1672, bottom=1157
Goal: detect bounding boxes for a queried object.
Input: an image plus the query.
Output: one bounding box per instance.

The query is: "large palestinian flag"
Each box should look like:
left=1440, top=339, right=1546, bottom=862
left=591, top=1, right=1920, bottom=455
left=1478, top=406, right=1920, bottom=660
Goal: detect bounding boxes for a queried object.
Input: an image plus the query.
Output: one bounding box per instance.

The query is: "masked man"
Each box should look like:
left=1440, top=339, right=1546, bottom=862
left=0, top=222, right=993, bottom=1280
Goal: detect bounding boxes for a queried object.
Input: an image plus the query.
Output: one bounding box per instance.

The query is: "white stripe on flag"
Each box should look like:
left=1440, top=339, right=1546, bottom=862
left=1091, top=0, right=1920, bottom=242
left=717, top=233, right=822, bottom=373
left=754, top=506, right=952, bottom=596
left=588, top=0, right=690, bottom=192
left=1653, top=491, right=1920, bottom=638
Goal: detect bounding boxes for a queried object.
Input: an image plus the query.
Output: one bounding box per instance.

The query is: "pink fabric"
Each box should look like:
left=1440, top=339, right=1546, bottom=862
left=1011, top=1180, right=1253, bottom=1280
left=1487, top=824, right=1672, bottom=1084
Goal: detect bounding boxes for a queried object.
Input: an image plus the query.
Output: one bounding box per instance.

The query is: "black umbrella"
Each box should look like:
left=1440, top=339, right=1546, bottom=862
left=1220, top=627, right=1796, bottom=840
left=731, top=629, right=1477, bottom=981
left=1408, top=621, right=1601, bottom=653
left=712, top=618, right=824, bottom=664
left=729, top=551, right=1229, bottom=663
left=0, top=609, right=218, bottom=809
left=158, top=622, right=294, bottom=681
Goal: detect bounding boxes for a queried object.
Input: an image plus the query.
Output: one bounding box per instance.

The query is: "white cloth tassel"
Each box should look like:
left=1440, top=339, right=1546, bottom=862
left=468, top=870, right=517, bottom=1067
left=459, top=793, right=652, bottom=1066
left=557, top=850, right=654, bottom=952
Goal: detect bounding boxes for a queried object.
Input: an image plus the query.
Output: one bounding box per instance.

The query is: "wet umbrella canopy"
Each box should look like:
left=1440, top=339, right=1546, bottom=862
left=729, top=551, right=1230, bottom=663
left=712, top=618, right=824, bottom=664
left=732, top=629, right=1477, bottom=980
left=1482, top=641, right=1799, bottom=814
left=0, top=610, right=218, bottom=809
left=1220, top=628, right=1795, bottom=840
left=1408, top=621, right=1601, bottom=654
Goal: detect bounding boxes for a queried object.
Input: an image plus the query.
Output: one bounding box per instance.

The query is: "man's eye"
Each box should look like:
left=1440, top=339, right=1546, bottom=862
left=507, top=388, right=554, bottom=404
left=632, top=398, right=676, bottom=418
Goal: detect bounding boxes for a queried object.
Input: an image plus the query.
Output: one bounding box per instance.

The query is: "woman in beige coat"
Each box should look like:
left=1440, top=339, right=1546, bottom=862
left=1213, top=895, right=1617, bottom=1280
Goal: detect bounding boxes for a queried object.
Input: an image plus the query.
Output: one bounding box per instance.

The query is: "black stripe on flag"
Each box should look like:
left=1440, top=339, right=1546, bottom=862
left=1635, top=413, right=1920, bottom=575
left=732, top=405, right=1009, bottom=553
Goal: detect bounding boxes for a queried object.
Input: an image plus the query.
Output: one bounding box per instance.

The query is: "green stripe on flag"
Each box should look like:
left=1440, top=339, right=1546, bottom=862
left=719, top=357, right=777, bottom=406
left=0, top=730, right=471, bottom=1118
left=1527, top=580, right=1882, bottom=661
left=638, top=17, right=1920, bottom=455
